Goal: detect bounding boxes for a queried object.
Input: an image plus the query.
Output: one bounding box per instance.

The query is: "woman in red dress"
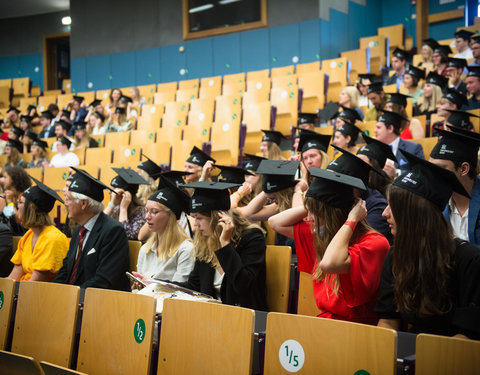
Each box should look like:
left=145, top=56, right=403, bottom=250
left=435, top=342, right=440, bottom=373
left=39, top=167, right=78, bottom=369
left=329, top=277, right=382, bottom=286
left=269, top=168, right=390, bottom=324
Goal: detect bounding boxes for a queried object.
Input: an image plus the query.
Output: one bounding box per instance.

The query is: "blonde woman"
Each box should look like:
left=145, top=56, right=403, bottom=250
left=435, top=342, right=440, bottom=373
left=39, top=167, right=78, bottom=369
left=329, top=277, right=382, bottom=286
left=419, top=38, right=438, bottom=69
left=4, top=140, right=26, bottom=169
left=338, top=86, right=364, bottom=120
left=105, top=107, right=132, bottom=133
left=414, top=72, right=447, bottom=119
left=26, top=139, right=49, bottom=169
left=260, top=130, right=285, bottom=160
left=133, top=183, right=194, bottom=288
left=72, top=122, right=99, bottom=150
left=181, top=181, right=267, bottom=310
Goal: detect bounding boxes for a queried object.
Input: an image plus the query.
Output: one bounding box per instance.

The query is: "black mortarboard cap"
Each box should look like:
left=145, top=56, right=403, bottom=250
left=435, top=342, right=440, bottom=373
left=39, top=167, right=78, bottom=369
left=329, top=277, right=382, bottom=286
left=425, top=71, right=448, bottom=89
left=405, top=65, right=425, bottom=80
left=69, top=167, right=116, bottom=202
left=328, top=145, right=381, bottom=186
left=256, top=160, right=299, bottom=193
left=186, top=146, right=215, bottom=166
left=73, top=121, right=87, bottom=131
left=11, top=126, right=24, bottom=137
left=455, top=29, right=474, bottom=40
left=444, top=88, right=468, bottom=108
left=32, top=139, right=48, bottom=150
left=335, top=120, right=361, bottom=142
left=58, top=136, right=72, bottom=149
left=430, top=127, right=480, bottom=167
left=357, top=132, right=398, bottom=168
left=392, top=47, right=410, bottom=61
left=434, top=44, right=453, bottom=56
left=472, top=36, right=480, bottom=45
left=215, top=165, right=253, bottom=184
left=73, top=96, right=85, bottom=103
left=318, top=101, right=340, bottom=121
left=393, top=150, right=469, bottom=210
left=306, top=168, right=365, bottom=209
left=41, top=110, right=53, bottom=119
left=111, top=168, right=149, bottom=195
left=148, top=178, right=191, bottom=219
left=157, top=171, right=192, bottom=189
left=7, top=139, right=23, bottom=153
left=93, top=111, right=105, bottom=122
left=181, top=181, right=240, bottom=212
left=61, top=109, right=71, bottom=118
left=20, top=115, right=33, bottom=123
left=447, top=57, right=467, bottom=69
left=89, top=99, right=102, bottom=107
left=243, top=153, right=267, bottom=172
left=335, top=106, right=362, bottom=122
left=138, top=154, right=163, bottom=179
left=297, top=112, right=318, bottom=126
left=467, top=66, right=480, bottom=78
left=292, top=127, right=317, bottom=140
left=24, top=129, right=38, bottom=140
left=26, top=104, right=36, bottom=112
left=120, top=95, right=133, bottom=103
left=422, top=38, right=439, bottom=50
left=115, top=107, right=126, bottom=115
left=261, top=130, right=285, bottom=145
left=297, top=132, right=331, bottom=153
left=8, top=107, right=20, bottom=114
left=387, top=93, right=410, bottom=107
left=446, top=109, right=480, bottom=129
left=377, top=110, right=408, bottom=130
left=24, top=176, right=64, bottom=213
left=447, top=124, right=480, bottom=140
left=367, top=81, right=384, bottom=94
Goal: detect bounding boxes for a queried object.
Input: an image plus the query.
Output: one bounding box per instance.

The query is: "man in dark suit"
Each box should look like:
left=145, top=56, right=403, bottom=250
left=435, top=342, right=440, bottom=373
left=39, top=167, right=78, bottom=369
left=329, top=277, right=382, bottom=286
left=386, top=48, right=409, bottom=89
left=374, top=110, right=424, bottom=178
left=53, top=168, right=130, bottom=291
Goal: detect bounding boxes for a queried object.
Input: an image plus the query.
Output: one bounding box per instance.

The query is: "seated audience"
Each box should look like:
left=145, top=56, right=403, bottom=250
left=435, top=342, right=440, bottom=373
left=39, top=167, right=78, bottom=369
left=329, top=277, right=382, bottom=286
left=414, top=72, right=447, bottom=119
left=402, top=65, right=425, bottom=105
left=26, top=139, right=49, bottom=169
left=454, top=29, right=474, bottom=59
left=0, top=222, right=13, bottom=277
left=338, top=86, right=364, bottom=120
left=49, top=137, right=80, bottom=168
left=364, top=82, right=386, bottom=122
left=446, top=57, right=468, bottom=93
left=4, top=139, right=26, bottom=169
left=432, top=44, right=452, bottom=76
left=386, top=48, right=410, bottom=90
left=386, top=93, right=424, bottom=140
left=431, top=89, right=469, bottom=136
left=72, top=121, right=99, bottom=150
left=464, top=66, right=480, bottom=110
left=260, top=130, right=286, bottom=160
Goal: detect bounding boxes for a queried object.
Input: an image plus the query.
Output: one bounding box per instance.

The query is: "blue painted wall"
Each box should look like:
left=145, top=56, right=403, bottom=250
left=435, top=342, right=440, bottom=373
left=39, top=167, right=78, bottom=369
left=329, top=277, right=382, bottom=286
left=0, top=54, right=44, bottom=90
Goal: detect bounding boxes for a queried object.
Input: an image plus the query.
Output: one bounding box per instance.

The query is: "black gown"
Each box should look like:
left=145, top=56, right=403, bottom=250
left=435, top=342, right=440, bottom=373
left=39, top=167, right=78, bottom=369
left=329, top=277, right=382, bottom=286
left=375, top=240, right=480, bottom=339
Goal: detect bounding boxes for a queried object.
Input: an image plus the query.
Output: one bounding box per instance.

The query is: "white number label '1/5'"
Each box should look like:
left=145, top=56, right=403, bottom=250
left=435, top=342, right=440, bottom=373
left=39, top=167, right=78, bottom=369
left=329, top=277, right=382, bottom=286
left=279, top=339, right=305, bottom=372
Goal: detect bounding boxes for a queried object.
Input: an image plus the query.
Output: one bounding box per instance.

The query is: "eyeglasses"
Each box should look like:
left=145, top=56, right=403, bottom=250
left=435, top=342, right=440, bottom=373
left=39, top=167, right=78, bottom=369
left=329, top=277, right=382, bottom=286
left=143, top=208, right=167, bottom=217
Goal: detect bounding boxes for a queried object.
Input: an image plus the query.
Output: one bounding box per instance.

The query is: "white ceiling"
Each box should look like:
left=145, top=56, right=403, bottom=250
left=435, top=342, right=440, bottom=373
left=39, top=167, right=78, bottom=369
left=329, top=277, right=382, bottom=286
left=0, top=0, right=70, bottom=19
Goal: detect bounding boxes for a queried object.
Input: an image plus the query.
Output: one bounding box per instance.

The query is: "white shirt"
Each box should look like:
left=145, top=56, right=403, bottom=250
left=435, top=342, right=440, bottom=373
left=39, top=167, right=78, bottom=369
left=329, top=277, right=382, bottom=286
left=74, top=212, right=101, bottom=258
left=454, top=48, right=474, bottom=60
left=448, top=198, right=469, bottom=241
left=136, top=239, right=194, bottom=283
left=49, top=152, right=80, bottom=167
left=213, top=269, right=225, bottom=300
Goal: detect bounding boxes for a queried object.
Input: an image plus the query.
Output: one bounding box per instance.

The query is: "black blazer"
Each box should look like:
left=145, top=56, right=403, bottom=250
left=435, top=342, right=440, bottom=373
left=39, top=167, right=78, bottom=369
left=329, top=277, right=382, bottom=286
left=54, top=212, right=130, bottom=291
left=182, top=228, right=268, bottom=311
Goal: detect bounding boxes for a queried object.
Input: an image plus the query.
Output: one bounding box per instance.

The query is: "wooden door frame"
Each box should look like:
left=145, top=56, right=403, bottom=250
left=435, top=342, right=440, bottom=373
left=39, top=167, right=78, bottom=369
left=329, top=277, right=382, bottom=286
left=42, top=32, right=70, bottom=91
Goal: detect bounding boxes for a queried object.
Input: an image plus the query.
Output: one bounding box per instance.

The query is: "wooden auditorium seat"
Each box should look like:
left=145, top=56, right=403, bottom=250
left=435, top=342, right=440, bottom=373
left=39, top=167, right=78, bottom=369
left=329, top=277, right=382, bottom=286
left=415, top=333, right=480, bottom=375
left=56, top=94, right=73, bottom=110
left=104, top=131, right=130, bottom=148
left=176, top=88, right=198, bottom=103
left=271, top=65, right=295, bottom=78
left=298, top=70, right=325, bottom=113
left=40, top=361, right=87, bottom=375
left=158, top=299, right=255, bottom=375
left=263, top=312, right=397, bottom=374
left=359, top=35, right=386, bottom=70
left=265, top=245, right=291, bottom=313
left=11, top=281, right=80, bottom=368
left=141, top=142, right=171, bottom=166
left=410, top=137, right=438, bottom=159
left=74, top=91, right=95, bottom=104
left=38, top=96, right=58, bottom=111
left=0, top=278, right=15, bottom=350
left=85, top=147, right=113, bottom=166
left=171, top=139, right=197, bottom=170
left=154, top=91, right=176, bottom=105
left=178, top=78, right=199, bottom=91
left=128, top=240, right=142, bottom=273
left=112, top=144, right=142, bottom=168
left=0, top=350, right=44, bottom=375
left=199, top=76, right=222, bottom=99
left=76, top=288, right=156, bottom=375
left=242, top=101, right=271, bottom=155
left=43, top=167, right=71, bottom=191
left=271, top=85, right=299, bottom=135
left=162, top=101, right=189, bottom=128
left=25, top=167, right=43, bottom=183
left=297, top=271, right=321, bottom=317
left=130, top=129, right=156, bottom=145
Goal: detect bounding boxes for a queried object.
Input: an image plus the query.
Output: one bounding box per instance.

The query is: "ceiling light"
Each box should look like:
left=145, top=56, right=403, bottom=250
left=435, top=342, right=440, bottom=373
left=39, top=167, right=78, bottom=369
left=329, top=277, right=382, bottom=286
left=219, top=0, right=241, bottom=4
left=189, top=4, right=214, bottom=13
left=62, top=16, right=71, bottom=25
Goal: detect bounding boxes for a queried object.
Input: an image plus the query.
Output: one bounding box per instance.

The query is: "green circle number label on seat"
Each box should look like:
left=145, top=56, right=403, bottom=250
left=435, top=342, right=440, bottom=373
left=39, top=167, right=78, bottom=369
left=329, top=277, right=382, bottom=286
left=62, top=173, right=67, bottom=180
left=134, top=319, right=145, bottom=344
left=279, top=339, right=305, bottom=372
left=354, top=370, right=370, bottom=375
left=0, top=291, right=4, bottom=310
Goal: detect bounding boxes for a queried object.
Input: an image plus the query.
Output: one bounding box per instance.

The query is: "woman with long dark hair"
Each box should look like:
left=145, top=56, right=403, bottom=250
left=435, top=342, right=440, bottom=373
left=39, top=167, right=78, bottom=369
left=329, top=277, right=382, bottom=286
left=376, top=151, right=480, bottom=339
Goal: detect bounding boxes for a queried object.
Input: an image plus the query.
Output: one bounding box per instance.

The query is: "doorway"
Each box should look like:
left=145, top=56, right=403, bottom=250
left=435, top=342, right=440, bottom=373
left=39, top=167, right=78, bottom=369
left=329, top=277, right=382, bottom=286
left=43, top=32, right=70, bottom=92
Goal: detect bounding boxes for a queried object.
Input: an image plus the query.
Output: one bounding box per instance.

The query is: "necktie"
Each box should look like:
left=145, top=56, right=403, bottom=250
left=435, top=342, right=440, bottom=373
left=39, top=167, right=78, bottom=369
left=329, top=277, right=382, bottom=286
left=68, top=226, right=87, bottom=284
